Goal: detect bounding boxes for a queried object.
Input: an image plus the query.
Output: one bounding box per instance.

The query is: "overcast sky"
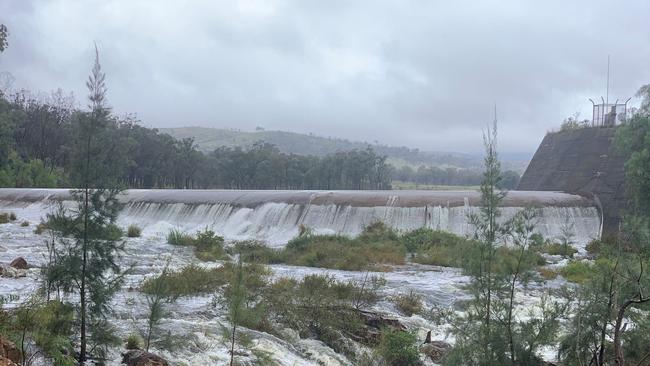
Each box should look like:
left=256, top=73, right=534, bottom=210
left=1, top=0, right=649, bottom=154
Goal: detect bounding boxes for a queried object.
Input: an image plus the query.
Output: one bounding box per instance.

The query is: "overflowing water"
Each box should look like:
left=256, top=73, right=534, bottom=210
left=0, top=189, right=601, bottom=248
left=0, top=189, right=602, bottom=365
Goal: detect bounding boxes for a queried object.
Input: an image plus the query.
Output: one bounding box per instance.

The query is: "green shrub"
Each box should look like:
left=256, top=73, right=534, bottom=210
left=282, top=234, right=404, bottom=271
left=34, top=222, right=48, bottom=234
left=560, top=260, right=594, bottom=284
left=377, top=329, right=421, bottom=366
left=0, top=213, right=9, bottom=224
left=357, top=221, right=399, bottom=243
left=127, top=224, right=142, bottom=238
left=394, top=290, right=423, bottom=316
left=194, top=229, right=226, bottom=261
left=403, top=228, right=477, bottom=268
left=167, top=229, right=194, bottom=246
left=413, top=244, right=465, bottom=267
left=529, top=233, right=547, bottom=248
left=141, top=264, right=230, bottom=299
left=536, top=242, right=577, bottom=257
left=166, top=228, right=226, bottom=261
left=232, top=240, right=282, bottom=264
left=20, top=220, right=29, bottom=227
left=264, top=274, right=383, bottom=351
left=9, top=212, right=16, bottom=221
left=125, top=333, right=143, bottom=350
left=401, top=228, right=468, bottom=254
left=538, top=267, right=558, bottom=280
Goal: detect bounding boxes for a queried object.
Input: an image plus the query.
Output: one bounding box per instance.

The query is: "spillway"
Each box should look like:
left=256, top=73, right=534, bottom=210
left=0, top=188, right=601, bottom=248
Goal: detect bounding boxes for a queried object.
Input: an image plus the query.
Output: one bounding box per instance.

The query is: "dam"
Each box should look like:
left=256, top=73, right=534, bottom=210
left=0, top=188, right=602, bottom=248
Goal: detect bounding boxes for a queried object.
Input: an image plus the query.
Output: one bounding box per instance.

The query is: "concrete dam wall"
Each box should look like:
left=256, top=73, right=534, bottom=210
left=518, top=126, right=626, bottom=234
left=0, top=189, right=601, bottom=248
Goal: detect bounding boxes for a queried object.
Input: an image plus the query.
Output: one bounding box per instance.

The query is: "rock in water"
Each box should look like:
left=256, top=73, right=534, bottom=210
left=9, top=257, right=27, bottom=270
left=0, top=338, right=21, bottom=365
left=420, top=341, right=451, bottom=363
left=352, top=310, right=407, bottom=345
left=121, top=350, right=169, bottom=366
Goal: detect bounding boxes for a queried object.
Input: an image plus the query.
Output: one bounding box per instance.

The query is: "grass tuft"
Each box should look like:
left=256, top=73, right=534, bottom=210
left=393, top=290, right=423, bottom=316
left=166, top=228, right=227, bottom=261
left=125, top=333, right=143, bottom=350
left=127, top=224, right=142, bottom=238
left=167, top=229, right=194, bottom=246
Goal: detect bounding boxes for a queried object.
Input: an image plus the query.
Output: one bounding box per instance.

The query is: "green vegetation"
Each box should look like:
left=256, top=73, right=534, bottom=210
left=5, top=299, right=76, bottom=366
left=125, top=333, right=143, bottom=350
left=127, top=224, right=142, bottom=238
left=445, top=122, right=564, bottom=366
left=233, top=223, right=405, bottom=271
left=0, top=24, right=7, bottom=53
left=20, top=220, right=29, bottom=227
left=142, top=264, right=230, bottom=299
left=377, top=329, right=421, bottom=366
left=34, top=222, right=48, bottom=234
left=141, top=261, right=388, bottom=359
left=559, top=260, right=594, bottom=284
left=402, top=228, right=475, bottom=267
left=38, top=50, right=128, bottom=364
left=233, top=223, right=548, bottom=274
left=535, top=242, right=577, bottom=257
left=164, top=126, right=483, bottom=168
left=166, top=228, right=194, bottom=246
left=393, top=290, right=423, bottom=316
left=280, top=228, right=404, bottom=271
left=559, top=112, right=591, bottom=131
left=167, top=228, right=227, bottom=261
left=557, top=86, right=650, bottom=365
left=0, top=212, right=17, bottom=223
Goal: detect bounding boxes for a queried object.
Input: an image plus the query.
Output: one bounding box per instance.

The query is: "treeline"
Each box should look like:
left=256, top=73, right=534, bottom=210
left=393, top=164, right=520, bottom=188
left=0, top=90, right=392, bottom=189
left=0, top=88, right=518, bottom=191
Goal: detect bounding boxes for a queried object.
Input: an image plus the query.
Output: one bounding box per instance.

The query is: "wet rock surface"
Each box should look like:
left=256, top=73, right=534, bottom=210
left=121, top=349, right=169, bottom=366
left=420, top=341, right=451, bottom=363
left=0, top=338, right=21, bottom=366
left=9, top=257, right=27, bottom=270
left=352, top=310, right=407, bottom=345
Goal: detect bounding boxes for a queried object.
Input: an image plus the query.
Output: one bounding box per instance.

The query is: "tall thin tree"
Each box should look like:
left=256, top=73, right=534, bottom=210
left=44, top=46, right=127, bottom=365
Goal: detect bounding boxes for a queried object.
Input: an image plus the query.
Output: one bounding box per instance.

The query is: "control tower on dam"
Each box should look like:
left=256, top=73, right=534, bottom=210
left=0, top=188, right=602, bottom=247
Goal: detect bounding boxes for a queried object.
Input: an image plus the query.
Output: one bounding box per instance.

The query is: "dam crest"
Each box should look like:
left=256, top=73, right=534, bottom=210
left=0, top=188, right=601, bottom=248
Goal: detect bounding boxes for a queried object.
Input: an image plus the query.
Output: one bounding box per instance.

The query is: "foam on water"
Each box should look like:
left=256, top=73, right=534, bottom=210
left=0, top=189, right=600, bottom=365
left=0, top=189, right=602, bottom=248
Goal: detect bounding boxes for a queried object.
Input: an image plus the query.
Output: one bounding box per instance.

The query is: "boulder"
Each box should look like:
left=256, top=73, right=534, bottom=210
left=420, top=341, right=451, bottom=363
left=0, top=338, right=21, bottom=365
left=0, top=357, right=19, bottom=366
left=9, top=257, right=27, bottom=270
left=121, top=350, right=169, bottom=366
left=352, top=310, right=407, bottom=345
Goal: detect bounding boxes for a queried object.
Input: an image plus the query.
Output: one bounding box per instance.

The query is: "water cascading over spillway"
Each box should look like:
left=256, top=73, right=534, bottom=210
left=0, top=188, right=602, bottom=248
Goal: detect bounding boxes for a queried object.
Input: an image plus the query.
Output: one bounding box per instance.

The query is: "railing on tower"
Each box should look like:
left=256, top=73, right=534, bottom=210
left=589, top=97, right=631, bottom=127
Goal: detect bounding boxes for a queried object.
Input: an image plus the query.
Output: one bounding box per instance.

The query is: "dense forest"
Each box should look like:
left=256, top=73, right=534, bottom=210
left=0, top=89, right=519, bottom=190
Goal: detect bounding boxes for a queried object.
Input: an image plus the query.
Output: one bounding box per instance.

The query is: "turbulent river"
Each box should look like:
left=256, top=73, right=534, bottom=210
left=0, top=189, right=602, bottom=365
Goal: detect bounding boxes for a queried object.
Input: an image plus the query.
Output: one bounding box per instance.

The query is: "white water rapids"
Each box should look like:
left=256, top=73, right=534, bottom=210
left=0, top=189, right=601, bottom=365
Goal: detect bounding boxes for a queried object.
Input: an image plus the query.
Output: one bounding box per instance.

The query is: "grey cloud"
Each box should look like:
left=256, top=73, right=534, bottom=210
left=1, top=0, right=648, bottom=154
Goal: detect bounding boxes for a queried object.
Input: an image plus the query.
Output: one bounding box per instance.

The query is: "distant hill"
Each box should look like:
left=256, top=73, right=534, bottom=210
left=161, top=126, right=529, bottom=172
